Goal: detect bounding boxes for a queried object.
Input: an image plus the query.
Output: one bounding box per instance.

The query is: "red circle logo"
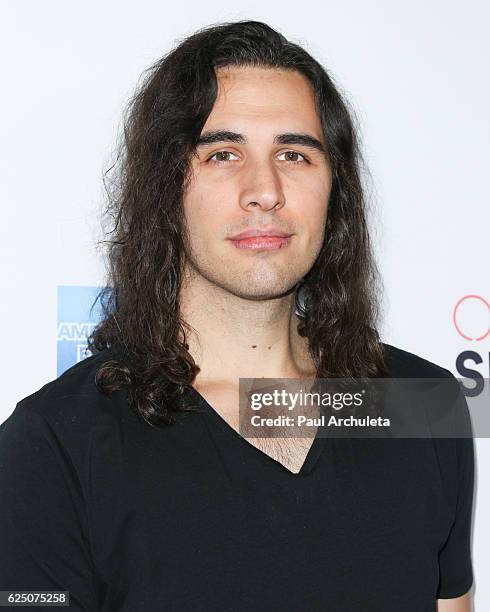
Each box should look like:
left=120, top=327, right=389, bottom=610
left=453, top=294, right=490, bottom=341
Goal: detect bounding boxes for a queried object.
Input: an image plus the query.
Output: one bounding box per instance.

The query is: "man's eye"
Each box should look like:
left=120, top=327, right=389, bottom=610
left=207, top=151, right=239, bottom=164
left=278, top=151, right=309, bottom=164
left=206, top=150, right=310, bottom=165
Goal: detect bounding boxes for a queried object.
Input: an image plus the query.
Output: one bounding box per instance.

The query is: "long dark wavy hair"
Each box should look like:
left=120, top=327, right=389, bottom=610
left=86, top=19, right=390, bottom=428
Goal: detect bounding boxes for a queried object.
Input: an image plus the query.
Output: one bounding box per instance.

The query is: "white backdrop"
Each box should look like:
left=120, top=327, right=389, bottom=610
left=1, top=1, right=488, bottom=607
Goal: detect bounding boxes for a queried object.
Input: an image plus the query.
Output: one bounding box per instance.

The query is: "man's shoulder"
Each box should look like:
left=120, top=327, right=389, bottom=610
left=381, top=342, right=454, bottom=379
left=0, top=349, right=137, bottom=512
left=381, top=343, right=468, bottom=439
left=11, top=347, right=127, bottom=429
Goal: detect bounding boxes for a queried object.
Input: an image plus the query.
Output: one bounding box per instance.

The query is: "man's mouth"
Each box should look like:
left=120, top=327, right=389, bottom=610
left=229, top=235, right=292, bottom=250
left=228, top=227, right=293, bottom=250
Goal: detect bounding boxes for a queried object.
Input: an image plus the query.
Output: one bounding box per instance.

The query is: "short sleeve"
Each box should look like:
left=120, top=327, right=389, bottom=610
left=436, top=426, right=475, bottom=598
left=0, top=402, right=99, bottom=610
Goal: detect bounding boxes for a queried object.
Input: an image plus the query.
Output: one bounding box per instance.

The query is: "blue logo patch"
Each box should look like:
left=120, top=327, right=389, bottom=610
left=57, top=286, right=106, bottom=376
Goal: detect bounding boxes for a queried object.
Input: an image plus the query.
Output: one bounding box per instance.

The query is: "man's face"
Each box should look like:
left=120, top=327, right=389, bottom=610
left=182, top=65, right=332, bottom=301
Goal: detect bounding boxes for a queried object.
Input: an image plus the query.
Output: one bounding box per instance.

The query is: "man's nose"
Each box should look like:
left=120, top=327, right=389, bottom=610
left=238, top=159, right=286, bottom=212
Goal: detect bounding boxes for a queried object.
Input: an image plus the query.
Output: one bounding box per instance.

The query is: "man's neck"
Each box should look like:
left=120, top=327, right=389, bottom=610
left=178, top=272, right=315, bottom=385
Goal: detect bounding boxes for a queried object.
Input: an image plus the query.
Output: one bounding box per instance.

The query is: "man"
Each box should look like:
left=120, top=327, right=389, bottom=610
left=0, top=20, right=474, bottom=611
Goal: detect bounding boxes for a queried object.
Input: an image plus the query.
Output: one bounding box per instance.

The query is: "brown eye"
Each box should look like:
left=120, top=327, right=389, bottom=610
left=278, top=151, right=309, bottom=164
left=207, top=151, right=239, bottom=164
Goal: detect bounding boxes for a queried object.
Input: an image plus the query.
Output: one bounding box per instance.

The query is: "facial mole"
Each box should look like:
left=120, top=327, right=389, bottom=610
left=251, top=345, right=257, bottom=348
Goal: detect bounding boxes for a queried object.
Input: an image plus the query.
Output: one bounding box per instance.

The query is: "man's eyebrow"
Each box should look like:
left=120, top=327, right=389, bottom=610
left=195, top=130, right=327, bottom=155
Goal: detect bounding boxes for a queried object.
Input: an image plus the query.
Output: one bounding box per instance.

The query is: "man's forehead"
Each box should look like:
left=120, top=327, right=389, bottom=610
left=203, top=68, right=324, bottom=145
left=213, top=65, right=316, bottom=104
left=215, top=64, right=290, bottom=80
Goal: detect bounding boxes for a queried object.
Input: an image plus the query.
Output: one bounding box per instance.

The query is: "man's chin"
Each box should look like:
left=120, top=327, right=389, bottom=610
left=183, top=261, right=303, bottom=300
left=221, top=282, right=299, bottom=302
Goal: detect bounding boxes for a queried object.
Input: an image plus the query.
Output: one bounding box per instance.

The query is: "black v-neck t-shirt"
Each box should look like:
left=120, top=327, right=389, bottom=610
left=0, top=343, right=474, bottom=611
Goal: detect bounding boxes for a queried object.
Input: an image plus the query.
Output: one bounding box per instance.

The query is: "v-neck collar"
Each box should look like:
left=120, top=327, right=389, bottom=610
left=186, top=385, right=327, bottom=476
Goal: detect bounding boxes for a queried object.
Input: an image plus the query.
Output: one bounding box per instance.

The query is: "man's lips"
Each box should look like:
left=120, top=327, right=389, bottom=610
left=228, top=227, right=293, bottom=250
left=229, top=235, right=293, bottom=250
left=229, top=227, right=292, bottom=240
